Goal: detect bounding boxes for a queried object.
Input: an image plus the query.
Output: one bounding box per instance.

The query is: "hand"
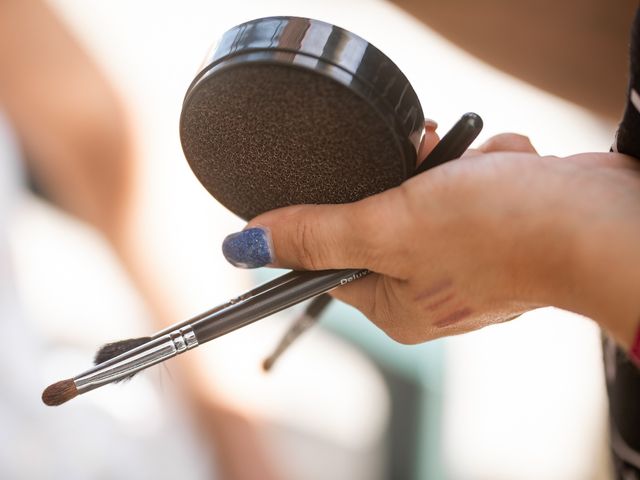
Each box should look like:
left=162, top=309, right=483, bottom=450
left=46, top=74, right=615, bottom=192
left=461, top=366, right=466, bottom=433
left=222, top=131, right=640, bottom=348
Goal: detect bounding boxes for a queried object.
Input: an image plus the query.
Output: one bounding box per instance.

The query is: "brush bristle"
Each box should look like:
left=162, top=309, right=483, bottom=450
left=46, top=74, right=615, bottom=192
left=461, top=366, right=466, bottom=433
left=94, top=337, right=151, bottom=365
left=42, top=379, right=78, bottom=406
left=262, top=357, right=275, bottom=372
left=94, top=337, right=151, bottom=382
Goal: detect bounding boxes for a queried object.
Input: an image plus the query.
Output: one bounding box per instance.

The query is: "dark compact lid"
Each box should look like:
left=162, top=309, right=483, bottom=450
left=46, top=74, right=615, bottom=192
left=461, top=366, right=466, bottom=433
left=180, top=16, right=424, bottom=220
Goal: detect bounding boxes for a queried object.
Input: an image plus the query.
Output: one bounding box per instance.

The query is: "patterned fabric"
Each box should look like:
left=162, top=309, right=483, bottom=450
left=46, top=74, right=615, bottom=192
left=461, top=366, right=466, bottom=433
left=633, top=328, right=640, bottom=367
left=604, top=8, right=640, bottom=479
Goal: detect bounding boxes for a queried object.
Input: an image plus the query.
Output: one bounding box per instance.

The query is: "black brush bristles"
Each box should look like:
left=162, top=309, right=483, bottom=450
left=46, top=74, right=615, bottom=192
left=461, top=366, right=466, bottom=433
left=93, top=337, right=151, bottom=381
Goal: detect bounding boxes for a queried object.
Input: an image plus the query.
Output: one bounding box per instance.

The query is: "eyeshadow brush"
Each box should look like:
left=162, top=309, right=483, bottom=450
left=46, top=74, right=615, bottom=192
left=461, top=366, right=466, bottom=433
left=42, top=112, right=482, bottom=406
left=93, top=269, right=308, bottom=365
left=42, top=268, right=367, bottom=406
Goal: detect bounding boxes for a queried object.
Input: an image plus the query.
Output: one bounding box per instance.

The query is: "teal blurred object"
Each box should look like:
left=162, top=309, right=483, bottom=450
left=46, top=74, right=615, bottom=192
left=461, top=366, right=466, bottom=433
left=323, top=301, right=446, bottom=480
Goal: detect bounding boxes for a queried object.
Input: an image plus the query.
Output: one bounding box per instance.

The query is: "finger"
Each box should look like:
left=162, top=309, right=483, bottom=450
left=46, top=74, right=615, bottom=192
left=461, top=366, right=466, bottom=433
left=221, top=191, right=406, bottom=272
left=478, top=133, right=538, bottom=154
left=417, top=118, right=440, bottom=166
left=461, top=147, right=482, bottom=158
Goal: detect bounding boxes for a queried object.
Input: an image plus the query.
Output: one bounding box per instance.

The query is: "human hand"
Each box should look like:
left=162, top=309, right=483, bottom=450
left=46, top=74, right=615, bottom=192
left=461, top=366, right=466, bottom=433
left=222, top=130, right=640, bottom=348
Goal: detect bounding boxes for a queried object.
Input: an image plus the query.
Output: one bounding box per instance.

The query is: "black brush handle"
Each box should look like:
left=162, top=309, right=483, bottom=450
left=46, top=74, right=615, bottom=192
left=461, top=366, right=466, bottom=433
left=192, top=269, right=367, bottom=341
left=191, top=113, right=483, bottom=344
left=148, top=269, right=305, bottom=339
left=415, top=112, right=483, bottom=174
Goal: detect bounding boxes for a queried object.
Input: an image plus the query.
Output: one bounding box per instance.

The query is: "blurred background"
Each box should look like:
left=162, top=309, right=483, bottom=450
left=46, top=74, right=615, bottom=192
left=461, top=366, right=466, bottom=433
left=1, top=0, right=636, bottom=479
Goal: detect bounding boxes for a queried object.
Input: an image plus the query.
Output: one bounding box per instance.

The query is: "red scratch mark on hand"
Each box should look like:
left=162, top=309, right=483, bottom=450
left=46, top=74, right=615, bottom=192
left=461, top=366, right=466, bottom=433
left=423, top=292, right=455, bottom=312
left=433, top=307, right=472, bottom=328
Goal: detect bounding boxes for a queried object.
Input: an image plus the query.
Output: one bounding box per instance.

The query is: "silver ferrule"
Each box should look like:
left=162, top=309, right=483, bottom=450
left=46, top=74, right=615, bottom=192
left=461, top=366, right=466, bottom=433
left=74, top=326, right=199, bottom=394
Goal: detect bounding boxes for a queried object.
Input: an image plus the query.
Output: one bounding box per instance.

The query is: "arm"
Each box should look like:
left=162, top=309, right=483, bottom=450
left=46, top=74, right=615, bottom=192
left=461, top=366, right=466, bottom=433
left=391, top=0, right=636, bottom=120
left=0, top=0, right=134, bottom=237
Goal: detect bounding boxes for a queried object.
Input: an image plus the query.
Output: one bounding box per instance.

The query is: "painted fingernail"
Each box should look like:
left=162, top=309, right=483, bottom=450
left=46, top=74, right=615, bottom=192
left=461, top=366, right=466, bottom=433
left=222, top=227, right=274, bottom=268
left=424, top=118, right=438, bottom=131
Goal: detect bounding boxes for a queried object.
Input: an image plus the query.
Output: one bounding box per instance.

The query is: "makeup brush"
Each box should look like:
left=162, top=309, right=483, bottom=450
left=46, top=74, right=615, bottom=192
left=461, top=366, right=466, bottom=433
left=41, top=113, right=482, bottom=407
left=92, top=112, right=482, bottom=369
left=92, top=269, right=307, bottom=368
left=42, top=268, right=367, bottom=406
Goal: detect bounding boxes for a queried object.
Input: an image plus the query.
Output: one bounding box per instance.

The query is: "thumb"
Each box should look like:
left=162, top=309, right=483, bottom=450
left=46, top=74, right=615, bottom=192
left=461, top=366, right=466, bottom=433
left=221, top=198, right=396, bottom=271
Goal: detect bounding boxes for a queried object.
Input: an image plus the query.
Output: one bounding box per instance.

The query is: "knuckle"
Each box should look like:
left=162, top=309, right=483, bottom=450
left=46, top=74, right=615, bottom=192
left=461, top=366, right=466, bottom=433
left=511, top=134, right=535, bottom=152
left=481, top=133, right=535, bottom=153
left=502, top=133, right=535, bottom=152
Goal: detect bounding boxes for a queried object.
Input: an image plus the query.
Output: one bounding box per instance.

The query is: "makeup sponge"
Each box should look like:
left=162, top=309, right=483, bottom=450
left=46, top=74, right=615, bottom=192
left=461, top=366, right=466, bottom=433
left=179, top=17, right=423, bottom=221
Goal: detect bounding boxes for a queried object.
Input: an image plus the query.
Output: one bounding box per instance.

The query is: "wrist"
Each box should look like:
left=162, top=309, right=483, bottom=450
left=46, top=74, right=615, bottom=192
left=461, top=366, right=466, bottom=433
left=561, top=215, right=640, bottom=349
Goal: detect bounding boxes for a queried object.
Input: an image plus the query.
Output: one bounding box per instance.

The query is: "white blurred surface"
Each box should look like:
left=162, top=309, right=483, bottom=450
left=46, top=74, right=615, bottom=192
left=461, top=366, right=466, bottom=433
left=442, top=309, right=609, bottom=480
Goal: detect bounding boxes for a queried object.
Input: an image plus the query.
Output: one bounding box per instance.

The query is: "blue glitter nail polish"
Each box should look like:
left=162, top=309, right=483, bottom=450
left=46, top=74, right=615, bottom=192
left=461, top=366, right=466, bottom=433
left=222, top=227, right=273, bottom=268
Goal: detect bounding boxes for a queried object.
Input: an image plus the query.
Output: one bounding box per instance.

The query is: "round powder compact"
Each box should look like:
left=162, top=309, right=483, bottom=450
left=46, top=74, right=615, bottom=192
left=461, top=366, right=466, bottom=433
left=180, top=16, right=425, bottom=220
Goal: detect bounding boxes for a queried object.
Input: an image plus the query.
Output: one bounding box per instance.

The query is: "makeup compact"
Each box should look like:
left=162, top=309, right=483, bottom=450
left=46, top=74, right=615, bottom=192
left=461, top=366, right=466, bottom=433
left=180, top=16, right=425, bottom=220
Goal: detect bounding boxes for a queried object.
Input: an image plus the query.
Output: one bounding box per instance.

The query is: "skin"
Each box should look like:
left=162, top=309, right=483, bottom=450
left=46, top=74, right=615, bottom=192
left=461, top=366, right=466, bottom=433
left=245, top=128, right=640, bottom=350
left=0, top=0, right=133, bottom=237
left=391, top=0, right=636, bottom=120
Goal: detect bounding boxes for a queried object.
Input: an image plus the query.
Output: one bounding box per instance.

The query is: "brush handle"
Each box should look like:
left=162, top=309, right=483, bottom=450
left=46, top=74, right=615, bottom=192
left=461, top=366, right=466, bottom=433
left=262, top=293, right=333, bottom=370
left=190, top=113, right=483, bottom=344
left=415, top=112, right=483, bottom=174
left=149, top=269, right=305, bottom=339
left=192, top=269, right=367, bottom=342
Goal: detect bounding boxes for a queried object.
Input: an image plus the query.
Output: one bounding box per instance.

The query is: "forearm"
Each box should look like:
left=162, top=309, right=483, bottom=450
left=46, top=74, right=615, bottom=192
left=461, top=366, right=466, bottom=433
left=547, top=162, right=640, bottom=350
left=391, top=0, right=634, bottom=119
left=0, top=0, right=135, bottom=235
left=572, top=221, right=640, bottom=350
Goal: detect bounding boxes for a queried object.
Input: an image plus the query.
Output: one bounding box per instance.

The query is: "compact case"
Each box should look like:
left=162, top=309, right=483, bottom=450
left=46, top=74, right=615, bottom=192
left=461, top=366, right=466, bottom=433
left=180, top=16, right=425, bottom=220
